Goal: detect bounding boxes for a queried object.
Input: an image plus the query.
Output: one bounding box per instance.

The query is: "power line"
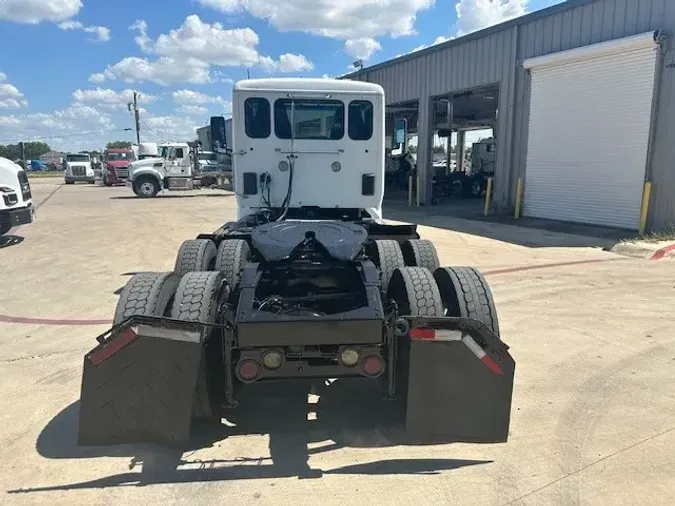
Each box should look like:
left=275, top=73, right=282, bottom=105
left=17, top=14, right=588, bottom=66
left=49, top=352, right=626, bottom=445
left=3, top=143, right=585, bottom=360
left=0, top=128, right=133, bottom=144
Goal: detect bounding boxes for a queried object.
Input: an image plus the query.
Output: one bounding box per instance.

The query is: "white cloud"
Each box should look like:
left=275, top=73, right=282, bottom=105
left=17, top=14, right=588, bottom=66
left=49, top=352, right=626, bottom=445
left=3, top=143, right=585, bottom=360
left=0, top=0, right=82, bottom=24
left=72, top=88, right=158, bottom=109
left=344, top=38, right=381, bottom=61
left=88, top=73, right=106, bottom=83
left=142, top=114, right=199, bottom=141
left=129, top=19, right=153, bottom=52
left=58, top=20, right=111, bottom=42
left=264, top=53, right=314, bottom=73
left=0, top=104, right=115, bottom=146
left=400, top=35, right=453, bottom=56
left=172, top=90, right=228, bottom=106
left=393, top=0, right=530, bottom=60
left=97, top=15, right=313, bottom=85
left=0, top=73, right=28, bottom=109
left=454, top=0, right=529, bottom=36
left=178, top=105, right=209, bottom=116
left=100, top=56, right=213, bottom=86
left=199, top=0, right=433, bottom=40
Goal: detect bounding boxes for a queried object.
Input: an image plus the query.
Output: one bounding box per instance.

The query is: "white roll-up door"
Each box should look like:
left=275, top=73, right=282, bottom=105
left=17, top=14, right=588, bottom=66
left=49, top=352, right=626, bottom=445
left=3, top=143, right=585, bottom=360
left=522, top=32, right=659, bottom=230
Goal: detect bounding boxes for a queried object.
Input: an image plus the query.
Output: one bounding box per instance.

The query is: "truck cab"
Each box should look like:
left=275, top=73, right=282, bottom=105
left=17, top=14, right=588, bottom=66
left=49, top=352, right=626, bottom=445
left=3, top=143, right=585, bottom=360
left=231, top=78, right=384, bottom=220
left=0, top=156, right=35, bottom=236
left=127, top=142, right=194, bottom=197
left=102, top=148, right=137, bottom=186
left=64, top=152, right=95, bottom=184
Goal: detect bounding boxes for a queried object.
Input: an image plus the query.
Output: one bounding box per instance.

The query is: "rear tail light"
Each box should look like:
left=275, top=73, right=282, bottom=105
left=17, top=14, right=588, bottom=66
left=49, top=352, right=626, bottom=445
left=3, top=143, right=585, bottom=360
left=262, top=349, right=284, bottom=370
left=338, top=347, right=360, bottom=367
left=362, top=356, right=384, bottom=377
left=237, top=360, right=261, bottom=381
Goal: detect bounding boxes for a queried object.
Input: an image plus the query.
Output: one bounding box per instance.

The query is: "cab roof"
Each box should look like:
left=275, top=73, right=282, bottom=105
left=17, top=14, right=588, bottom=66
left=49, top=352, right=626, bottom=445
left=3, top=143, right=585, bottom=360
left=234, top=78, right=383, bottom=95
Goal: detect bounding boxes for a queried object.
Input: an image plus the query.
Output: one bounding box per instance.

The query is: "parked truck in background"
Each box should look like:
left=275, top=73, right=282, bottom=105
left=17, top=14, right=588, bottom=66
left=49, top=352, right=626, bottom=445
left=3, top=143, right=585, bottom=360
left=127, top=142, right=196, bottom=197
left=138, top=142, right=159, bottom=160
left=64, top=152, right=95, bottom=185
left=102, top=148, right=136, bottom=186
left=0, top=156, right=35, bottom=236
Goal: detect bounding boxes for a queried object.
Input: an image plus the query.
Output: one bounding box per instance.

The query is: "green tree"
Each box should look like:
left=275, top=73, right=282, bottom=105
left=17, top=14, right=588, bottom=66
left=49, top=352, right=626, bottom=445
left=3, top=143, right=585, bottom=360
left=0, top=142, right=50, bottom=161
left=106, top=141, right=132, bottom=149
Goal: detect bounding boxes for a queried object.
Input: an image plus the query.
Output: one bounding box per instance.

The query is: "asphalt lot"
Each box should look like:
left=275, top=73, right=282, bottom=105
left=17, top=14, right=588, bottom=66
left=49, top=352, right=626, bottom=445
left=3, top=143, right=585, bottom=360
left=1, top=179, right=674, bottom=505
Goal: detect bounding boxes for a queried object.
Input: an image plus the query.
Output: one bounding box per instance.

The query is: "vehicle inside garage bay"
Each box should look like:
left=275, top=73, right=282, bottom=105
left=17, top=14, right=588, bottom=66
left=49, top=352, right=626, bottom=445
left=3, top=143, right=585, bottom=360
left=344, top=0, right=675, bottom=233
left=383, top=85, right=499, bottom=210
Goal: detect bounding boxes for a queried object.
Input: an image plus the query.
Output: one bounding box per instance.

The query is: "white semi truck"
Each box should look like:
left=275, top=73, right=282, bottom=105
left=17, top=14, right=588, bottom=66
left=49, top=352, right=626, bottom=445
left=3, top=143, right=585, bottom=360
left=127, top=129, right=233, bottom=198
left=0, top=156, right=35, bottom=236
left=64, top=152, right=96, bottom=184
left=77, top=78, right=515, bottom=448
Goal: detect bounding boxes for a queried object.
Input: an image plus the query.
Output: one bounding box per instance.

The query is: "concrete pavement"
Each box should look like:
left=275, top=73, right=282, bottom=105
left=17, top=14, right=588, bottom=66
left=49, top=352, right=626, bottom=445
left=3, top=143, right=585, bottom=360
left=1, top=179, right=674, bottom=505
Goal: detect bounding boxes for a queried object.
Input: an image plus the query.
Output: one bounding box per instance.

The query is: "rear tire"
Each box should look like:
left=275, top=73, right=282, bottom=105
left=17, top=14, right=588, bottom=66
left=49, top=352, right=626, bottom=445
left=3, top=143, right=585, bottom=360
left=215, top=239, right=251, bottom=288
left=113, top=272, right=180, bottom=326
left=174, top=239, right=217, bottom=277
left=171, top=271, right=229, bottom=419
left=402, top=239, right=440, bottom=272
left=387, top=267, right=443, bottom=317
left=369, top=240, right=405, bottom=294
left=434, top=267, right=500, bottom=337
left=387, top=267, right=444, bottom=399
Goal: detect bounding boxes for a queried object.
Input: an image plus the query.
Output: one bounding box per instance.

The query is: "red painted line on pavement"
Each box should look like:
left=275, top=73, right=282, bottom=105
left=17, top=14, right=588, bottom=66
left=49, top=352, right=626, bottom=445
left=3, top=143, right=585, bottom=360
left=0, top=258, right=623, bottom=327
left=649, top=243, right=675, bottom=261
left=483, top=258, right=618, bottom=276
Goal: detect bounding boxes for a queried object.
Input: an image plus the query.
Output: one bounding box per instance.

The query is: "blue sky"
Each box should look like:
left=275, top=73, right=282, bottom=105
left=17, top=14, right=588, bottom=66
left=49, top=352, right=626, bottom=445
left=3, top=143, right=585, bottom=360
left=0, top=0, right=561, bottom=151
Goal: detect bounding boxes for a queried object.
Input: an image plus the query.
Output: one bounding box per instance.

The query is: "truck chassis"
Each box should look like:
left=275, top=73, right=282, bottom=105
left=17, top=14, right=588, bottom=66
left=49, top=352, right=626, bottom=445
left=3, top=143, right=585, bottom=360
left=77, top=209, right=515, bottom=448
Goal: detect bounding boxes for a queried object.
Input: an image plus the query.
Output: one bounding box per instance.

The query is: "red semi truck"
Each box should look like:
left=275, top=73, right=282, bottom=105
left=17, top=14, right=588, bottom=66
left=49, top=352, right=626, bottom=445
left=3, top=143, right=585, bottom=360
left=102, top=148, right=136, bottom=186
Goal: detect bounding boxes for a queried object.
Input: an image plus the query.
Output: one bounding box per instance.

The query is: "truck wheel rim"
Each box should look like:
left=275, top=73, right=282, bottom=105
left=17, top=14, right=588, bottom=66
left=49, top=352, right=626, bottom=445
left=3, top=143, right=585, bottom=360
left=140, top=182, right=155, bottom=195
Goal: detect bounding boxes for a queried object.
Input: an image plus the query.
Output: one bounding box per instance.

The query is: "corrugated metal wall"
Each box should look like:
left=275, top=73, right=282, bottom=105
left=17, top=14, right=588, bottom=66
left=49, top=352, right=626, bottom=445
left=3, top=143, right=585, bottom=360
left=350, top=0, right=675, bottom=230
left=514, top=0, right=675, bottom=230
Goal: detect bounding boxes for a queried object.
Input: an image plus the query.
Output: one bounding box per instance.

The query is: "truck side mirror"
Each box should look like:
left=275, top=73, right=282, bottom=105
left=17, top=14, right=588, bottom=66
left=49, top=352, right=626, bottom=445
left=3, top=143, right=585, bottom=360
left=210, top=116, right=227, bottom=151
left=393, top=118, right=407, bottom=151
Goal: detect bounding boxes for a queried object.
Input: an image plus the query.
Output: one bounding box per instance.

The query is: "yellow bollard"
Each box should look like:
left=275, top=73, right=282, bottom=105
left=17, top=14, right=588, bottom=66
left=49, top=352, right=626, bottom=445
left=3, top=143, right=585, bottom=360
left=484, top=177, right=493, bottom=216
left=514, top=177, right=524, bottom=219
left=408, top=175, right=413, bottom=206
left=416, top=176, right=421, bottom=207
left=639, top=181, right=652, bottom=236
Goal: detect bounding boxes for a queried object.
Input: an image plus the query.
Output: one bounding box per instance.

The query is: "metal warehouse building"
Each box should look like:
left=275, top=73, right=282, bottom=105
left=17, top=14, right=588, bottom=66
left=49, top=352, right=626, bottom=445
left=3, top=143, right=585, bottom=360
left=342, top=0, right=675, bottom=231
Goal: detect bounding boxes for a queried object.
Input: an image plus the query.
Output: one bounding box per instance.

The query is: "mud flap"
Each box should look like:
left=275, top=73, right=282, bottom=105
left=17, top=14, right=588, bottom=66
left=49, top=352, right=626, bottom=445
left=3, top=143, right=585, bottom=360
left=77, top=323, right=206, bottom=447
left=403, top=318, right=515, bottom=443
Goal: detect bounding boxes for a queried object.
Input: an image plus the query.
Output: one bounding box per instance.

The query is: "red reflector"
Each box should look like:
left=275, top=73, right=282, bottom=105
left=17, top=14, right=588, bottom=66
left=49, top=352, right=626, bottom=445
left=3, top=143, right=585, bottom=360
left=480, top=354, right=504, bottom=376
left=409, top=328, right=435, bottom=340
left=238, top=360, right=261, bottom=381
left=363, top=356, right=384, bottom=376
left=89, top=328, right=139, bottom=366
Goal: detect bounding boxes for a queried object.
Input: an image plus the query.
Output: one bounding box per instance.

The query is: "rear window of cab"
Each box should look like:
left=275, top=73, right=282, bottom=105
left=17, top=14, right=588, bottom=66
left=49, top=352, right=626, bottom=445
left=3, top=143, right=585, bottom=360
left=244, top=97, right=374, bottom=141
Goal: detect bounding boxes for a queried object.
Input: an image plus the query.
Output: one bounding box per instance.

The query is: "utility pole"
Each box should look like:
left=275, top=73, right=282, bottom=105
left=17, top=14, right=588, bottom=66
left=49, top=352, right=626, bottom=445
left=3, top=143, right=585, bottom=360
left=128, top=92, right=141, bottom=144
left=19, top=141, right=26, bottom=169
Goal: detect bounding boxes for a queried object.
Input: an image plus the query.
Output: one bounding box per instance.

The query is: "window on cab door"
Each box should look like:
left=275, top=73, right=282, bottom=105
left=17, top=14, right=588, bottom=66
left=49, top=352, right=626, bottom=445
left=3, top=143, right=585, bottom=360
left=274, top=99, right=344, bottom=140
left=244, top=98, right=271, bottom=139
left=348, top=100, right=374, bottom=141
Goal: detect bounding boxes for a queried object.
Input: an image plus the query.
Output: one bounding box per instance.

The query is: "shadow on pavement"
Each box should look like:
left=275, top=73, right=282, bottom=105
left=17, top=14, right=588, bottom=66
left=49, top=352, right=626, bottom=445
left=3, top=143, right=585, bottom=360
left=110, top=194, right=234, bottom=200
left=383, top=200, right=631, bottom=249
left=0, top=234, right=24, bottom=249
left=12, top=380, right=491, bottom=493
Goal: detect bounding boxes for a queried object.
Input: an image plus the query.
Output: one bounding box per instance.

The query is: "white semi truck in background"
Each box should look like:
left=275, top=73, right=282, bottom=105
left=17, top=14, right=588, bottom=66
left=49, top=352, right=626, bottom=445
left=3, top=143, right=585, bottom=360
left=127, top=117, right=233, bottom=198
left=0, top=157, right=35, bottom=236
left=64, top=152, right=96, bottom=184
